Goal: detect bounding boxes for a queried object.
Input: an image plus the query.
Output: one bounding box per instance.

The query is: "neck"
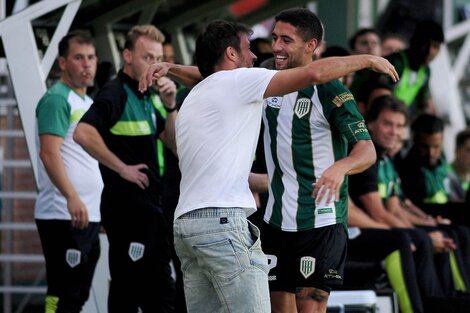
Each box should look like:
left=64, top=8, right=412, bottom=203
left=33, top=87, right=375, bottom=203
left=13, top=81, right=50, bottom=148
left=60, top=77, right=86, bottom=97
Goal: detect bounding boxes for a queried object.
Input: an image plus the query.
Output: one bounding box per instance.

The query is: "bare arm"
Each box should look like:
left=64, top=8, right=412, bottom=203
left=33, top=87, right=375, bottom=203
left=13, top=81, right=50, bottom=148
left=73, top=123, right=149, bottom=189
left=385, top=196, right=417, bottom=227
left=358, top=191, right=409, bottom=228
left=313, top=140, right=376, bottom=204
left=139, top=62, right=202, bottom=91
left=249, top=172, right=269, bottom=193
left=348, top=196, right=390, bottom=229
left=39, top=134, right=88, bottom=229
left=155, top=77, right=177, bottom=155
left=264, top=55, right=399, bottom=98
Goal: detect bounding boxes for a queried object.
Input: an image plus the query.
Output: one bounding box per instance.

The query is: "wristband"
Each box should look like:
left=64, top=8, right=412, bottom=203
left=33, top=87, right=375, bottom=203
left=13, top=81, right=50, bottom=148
left=164, top=106, right=177, bottom=113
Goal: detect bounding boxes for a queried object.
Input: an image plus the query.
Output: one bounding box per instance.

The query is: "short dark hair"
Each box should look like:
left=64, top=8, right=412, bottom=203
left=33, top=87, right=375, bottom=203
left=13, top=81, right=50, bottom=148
left=366, top=94, right=409, bottom=125
left=349, top=28, right=381, bottom=51
left=58, top=30, right=95, bottom=58
left=409, top=20, right=444, bottom=48
left=411, top=113, right=444, bottom=139
left=195, top=20, right=252, bottom=78
left=275, top=8, right=323, bottom=43
left=455, top=128, right=470, bottom=149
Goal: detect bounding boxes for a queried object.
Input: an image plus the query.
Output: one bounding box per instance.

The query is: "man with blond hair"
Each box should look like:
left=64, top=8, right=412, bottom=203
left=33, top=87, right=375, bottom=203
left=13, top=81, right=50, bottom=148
left=74, top=25, right=177, bottom=312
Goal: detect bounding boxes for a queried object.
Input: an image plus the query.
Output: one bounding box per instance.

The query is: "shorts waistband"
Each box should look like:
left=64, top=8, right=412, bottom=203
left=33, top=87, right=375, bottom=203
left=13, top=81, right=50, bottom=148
left=179, top=207, right=246, bottom=219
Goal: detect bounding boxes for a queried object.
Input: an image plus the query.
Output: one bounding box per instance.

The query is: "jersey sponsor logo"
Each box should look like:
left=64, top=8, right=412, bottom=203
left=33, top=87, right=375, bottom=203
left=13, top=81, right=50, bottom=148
left=318, top=207, right=333, bottom=214
left=332, top=92, right=354, bottom=107
left=294, top=98, right=311, bottom=118
left=65, top=249, right=81, bottom=268
left=128, top=242, right=145, bottom=261
left=348, top=121, right=368, bottom=136
left=266, top=97, right=282, bottom=108
left=300, top=256, right=316, bottom=278
left=324, top=268, right=342, bottom=280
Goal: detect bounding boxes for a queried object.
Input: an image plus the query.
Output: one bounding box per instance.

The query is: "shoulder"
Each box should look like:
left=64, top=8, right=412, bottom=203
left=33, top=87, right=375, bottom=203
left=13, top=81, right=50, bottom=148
left=94, top=76, right=126, bottom=105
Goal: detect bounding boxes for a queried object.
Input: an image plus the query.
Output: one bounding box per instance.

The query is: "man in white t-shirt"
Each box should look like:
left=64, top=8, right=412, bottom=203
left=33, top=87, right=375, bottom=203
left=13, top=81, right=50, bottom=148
left=139, top=19, right=398, bottom=313
left=35, top=30, right=103, bottom=313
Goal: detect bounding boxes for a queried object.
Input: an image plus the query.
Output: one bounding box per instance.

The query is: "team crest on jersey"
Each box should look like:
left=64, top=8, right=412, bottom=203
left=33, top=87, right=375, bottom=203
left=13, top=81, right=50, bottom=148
left=266, top=97, right=282, bottom=108
left=294, top=98, right=311, bottom=118
left=65, top=249, right=81, bottom=268
left=300, top=256, right=316, bottom=278
left=129, top=242, right=145, bottom=261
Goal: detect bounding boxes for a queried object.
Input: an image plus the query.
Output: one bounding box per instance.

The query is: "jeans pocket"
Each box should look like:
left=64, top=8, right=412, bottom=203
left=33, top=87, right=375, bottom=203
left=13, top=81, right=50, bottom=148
left=246, top=221, right=270, bottom=274
left=193, top=238, right=243, bottom=280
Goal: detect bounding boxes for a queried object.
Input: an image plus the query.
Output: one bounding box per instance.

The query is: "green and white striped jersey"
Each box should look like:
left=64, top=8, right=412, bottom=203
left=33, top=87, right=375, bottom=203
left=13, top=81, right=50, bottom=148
left=262, top=80, right=370, bottom=231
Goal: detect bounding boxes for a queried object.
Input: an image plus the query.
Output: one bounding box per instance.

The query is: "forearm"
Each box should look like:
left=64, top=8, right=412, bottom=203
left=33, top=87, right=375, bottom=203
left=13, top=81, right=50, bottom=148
left=160, top=110, right=177, bottom=155
left=40, top=152, right=78, bottom=200
left=73, top=123, right=126, bottom=174
left=249, top=173, right=269, bottom=193
left=310, top=54, right=394, bottom=84
left=167, top=63, right=202, bottom=87
left=339, top=140, right=376, bottom=176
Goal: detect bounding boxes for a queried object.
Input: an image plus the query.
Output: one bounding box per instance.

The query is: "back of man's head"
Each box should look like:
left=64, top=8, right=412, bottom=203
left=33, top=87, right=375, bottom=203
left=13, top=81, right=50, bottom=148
left=195, top=20, right=252, bottom=78
left=408, top=20, right=444, bottom=63
left=275, top=8, right=323, bottom=43
left=410, top=20, right=444, bottom=48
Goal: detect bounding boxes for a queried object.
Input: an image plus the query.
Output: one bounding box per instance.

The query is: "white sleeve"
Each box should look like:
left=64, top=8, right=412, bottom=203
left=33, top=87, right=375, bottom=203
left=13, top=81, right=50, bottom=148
left=235, top=68, right=277, bottom=104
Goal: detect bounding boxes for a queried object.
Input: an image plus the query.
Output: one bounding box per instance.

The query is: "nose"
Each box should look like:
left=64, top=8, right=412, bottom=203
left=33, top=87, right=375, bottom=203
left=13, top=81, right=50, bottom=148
left=271, top=39, right=281, bottom=52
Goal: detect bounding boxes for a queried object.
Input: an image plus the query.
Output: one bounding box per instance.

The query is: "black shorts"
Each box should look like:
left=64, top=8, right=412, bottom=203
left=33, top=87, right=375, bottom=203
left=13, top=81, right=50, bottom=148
left=261, top=222, right=347, bottom=293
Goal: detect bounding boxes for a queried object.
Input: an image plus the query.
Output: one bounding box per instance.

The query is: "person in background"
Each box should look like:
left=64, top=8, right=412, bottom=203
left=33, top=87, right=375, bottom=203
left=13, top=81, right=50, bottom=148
left=349, top=28, right=382, bottom=56
left=377, top=20, right=444, bottom=118
left=35, top=30, right=103, bottom=313
left=447, top=128, right=470, bottom=202
left=74, top=25, right=176, bottom=312
left=381, top=33, right=408, bottom=56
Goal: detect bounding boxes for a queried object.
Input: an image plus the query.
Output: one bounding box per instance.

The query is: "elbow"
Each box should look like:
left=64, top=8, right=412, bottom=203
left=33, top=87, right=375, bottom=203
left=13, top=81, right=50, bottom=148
left=73, top=124, right=86, bottom=146
left=367, top=148, right=377, bottom=168
left=308, top=65, right=324, bottom=84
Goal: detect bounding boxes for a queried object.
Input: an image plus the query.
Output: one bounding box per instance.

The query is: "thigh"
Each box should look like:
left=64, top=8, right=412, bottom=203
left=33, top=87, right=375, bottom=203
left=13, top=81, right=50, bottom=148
left=174, top=209, right=270, bottom=313
left=263, top=223, right=347, bottom=293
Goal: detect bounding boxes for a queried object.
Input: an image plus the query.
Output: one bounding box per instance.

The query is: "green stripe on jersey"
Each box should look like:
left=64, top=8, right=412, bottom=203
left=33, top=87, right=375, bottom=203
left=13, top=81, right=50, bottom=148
left=292, top=87, right=316, bottom=229
left=266, top=101, right=284, bottom=226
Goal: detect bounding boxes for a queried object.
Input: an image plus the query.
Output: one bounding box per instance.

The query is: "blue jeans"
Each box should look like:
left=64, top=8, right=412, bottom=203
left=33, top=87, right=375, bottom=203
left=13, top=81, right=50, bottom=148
left=174, top=207, right=270, bottom=313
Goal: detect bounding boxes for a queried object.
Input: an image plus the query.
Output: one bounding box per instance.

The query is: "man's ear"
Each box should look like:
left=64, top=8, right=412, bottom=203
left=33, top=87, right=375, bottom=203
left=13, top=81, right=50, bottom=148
left=226, top=47, right=237, bottom=61
left=307, top=38, right=318, bottom=54
left=123, top=48, right=132, bottom=64
left=58, top=56, right=66, bottom=71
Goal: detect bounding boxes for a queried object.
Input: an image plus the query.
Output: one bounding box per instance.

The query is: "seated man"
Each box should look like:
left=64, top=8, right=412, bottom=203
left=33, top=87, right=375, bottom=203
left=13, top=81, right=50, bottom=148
left=447, top=128, right=470, bottom=203
left=349, top=95, right=467, bottom=300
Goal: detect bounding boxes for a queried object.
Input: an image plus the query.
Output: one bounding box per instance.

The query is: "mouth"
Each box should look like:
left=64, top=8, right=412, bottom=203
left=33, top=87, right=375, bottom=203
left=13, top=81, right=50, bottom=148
left=81, top=72, right=92, bottom=79
left=274, top=54, right=288, bottom=68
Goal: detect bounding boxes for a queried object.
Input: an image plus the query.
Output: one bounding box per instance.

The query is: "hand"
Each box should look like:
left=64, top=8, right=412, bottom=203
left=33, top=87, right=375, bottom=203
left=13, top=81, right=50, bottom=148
left=312, top=165, right=346, bottom=206
left=368, top=55, right=399, bottom=82
left=154, top=76, right=177, bottom=108
left=436, top=215, right=452, bottom=225
left=67, top=195, right=89, bottom=229
left=118, top=163, right=149, bottom=189
left=428, top=230, right=457, bottom=253
left=139, top=62, right=171, bottom=93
